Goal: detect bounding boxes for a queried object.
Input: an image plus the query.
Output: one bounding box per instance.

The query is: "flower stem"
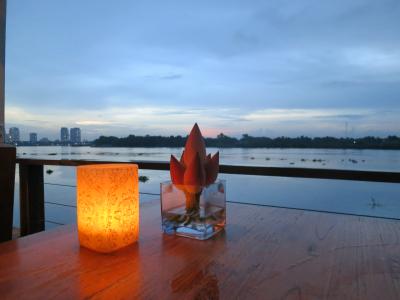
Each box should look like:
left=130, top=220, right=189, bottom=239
left=184, top=191, right=201, bottom=215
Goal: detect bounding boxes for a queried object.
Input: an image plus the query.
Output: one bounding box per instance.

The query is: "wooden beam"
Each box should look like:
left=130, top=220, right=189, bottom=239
left=0, top=0, right=6, bottom=143
left=16, top=158, right=400, bottom=184
left=19, top=164, right=45, bottom=236
left=0, top=145, right=15, bottom=242
left=0, top=0, right=12, bottom=243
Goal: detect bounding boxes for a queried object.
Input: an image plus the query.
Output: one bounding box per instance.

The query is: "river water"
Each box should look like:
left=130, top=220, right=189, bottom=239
left=13, top=146, right=400, bottom=229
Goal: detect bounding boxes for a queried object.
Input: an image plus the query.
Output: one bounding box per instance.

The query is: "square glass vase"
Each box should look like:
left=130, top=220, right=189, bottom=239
left=160, top=180, right=226, bottom=240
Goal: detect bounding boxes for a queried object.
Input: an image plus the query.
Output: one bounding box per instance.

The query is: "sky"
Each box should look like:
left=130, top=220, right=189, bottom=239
left=4, top=0, right=400, bottom=140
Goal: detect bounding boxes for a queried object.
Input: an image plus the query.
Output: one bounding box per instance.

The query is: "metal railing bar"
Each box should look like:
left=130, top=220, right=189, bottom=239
left=45, top=220, right=65, bottom=226
left=140, top=192, right=160, bottom=196
left=45, top=201, right=76, bottom=208
left=226, top=200, right=400, bottom=221
left=44, top=182, right=160, bottom=197
left=43, top=197, right=400, bottom=223
left=45, top=182, right=76, bottom=188
left=44, top=201, right=400, bottom=225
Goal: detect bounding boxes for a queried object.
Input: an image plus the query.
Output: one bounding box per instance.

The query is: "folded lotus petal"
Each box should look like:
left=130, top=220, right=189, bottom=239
left=183, top=123, right=206, bottom=167
left=184, top=152, right=205, bottom=194
left=180, top=150, right=185, bottom=166
left=205, top=151, right=219, bottom=185
left=170, top=155, right=184, bottom=185
left=169, top=123, right=220, bottom=196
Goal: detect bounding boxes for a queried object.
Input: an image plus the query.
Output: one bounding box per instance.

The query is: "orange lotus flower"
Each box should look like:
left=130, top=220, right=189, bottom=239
left=170, top=123, right=219, bottom=195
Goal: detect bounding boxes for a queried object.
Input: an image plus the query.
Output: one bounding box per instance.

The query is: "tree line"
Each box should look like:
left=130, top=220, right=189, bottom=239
left=93, top=134, right=400, bottom=149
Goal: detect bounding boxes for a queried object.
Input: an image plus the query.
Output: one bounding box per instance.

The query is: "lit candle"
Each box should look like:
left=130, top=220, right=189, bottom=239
left=77, top=164, right=139, bottom=253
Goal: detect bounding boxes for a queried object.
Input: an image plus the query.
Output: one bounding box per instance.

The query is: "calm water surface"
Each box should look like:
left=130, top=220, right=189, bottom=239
left=13, top=146, right=400, bottom=228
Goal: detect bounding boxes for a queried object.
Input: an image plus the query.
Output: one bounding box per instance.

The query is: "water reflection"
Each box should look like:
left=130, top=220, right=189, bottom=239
left=171, top=266, right=220, bottom=299
left=77, top=243, right=143, bottom=298
left=17, top=146, right=400, bottom=171
left=167, top=232, right=227, bottom=299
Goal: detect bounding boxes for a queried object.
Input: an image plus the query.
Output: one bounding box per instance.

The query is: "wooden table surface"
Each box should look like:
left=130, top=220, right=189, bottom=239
left=1, top=200, right=400, bottom=300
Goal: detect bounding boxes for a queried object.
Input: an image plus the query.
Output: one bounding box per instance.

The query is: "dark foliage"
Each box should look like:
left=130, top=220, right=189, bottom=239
left=93, top=134, right=400, bottom=149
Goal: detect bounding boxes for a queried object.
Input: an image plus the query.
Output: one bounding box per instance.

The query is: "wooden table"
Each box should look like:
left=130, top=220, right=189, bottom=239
left=1, top=200, right=400, bottom=300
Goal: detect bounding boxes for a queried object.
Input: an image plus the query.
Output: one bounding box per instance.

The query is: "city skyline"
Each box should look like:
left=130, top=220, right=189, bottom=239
left=4, top=126, right=83, bottom=144
left=4, top=124, right=400, bottom=145
left=4, top=1, right=400, bottom=139
left=4, top=124, right=400, bottom=150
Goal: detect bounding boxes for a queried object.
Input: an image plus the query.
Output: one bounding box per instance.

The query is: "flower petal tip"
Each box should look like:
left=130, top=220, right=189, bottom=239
left=170, top=155, right=184, bottom=185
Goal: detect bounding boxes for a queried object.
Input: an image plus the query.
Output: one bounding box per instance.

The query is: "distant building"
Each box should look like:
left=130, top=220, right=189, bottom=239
left=70, top=128, right=81, bottom=144
left=4, top=133, right=11, bottom=144
left=60, top=127, right=69, bottom=143
left=30, top=132, right=38, bottom=144
left=9, top=127, right=20, bottom=144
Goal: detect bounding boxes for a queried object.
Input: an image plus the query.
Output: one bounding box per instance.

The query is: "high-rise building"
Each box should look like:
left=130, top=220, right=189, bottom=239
left=70, top=128, right=81, bottom=144
left=30, top=132, right=38, bottom=144
left=9, top=127, right=20, bottom=144
left=60, top=127, right=69, bottom=143
left=4, top=133, right=11, bottom=144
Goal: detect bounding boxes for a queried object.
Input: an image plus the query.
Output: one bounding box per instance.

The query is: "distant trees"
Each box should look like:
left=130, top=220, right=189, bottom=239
left=93, top=134, right=400, bottom=149
left=94, top=135, right=186, bottom=147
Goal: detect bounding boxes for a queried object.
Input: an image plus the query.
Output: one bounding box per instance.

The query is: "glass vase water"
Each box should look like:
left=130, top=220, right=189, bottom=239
left=160, top=180, right=226, bottom=240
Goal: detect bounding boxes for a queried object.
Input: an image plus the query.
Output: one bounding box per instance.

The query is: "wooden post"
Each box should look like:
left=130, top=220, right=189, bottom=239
left=0, top=0, right=6, bottom=143
left=0, top=145, right=15, bottom=242
left=0, top=0, right=13, bottom=242
left=19, top=164, right=45, bottom=236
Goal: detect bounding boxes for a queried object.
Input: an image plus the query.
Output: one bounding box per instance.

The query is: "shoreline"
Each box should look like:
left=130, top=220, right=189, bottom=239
left=14, top=145, right=400, bottom=151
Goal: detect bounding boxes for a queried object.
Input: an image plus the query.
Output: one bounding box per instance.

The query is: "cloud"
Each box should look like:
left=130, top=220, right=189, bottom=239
left=5, top=104, right=400, bottom=140
left=242, top=109, right=371, bottom=122
left=75, top=120, right=113, bottom=125
left=159, top=74, right=183, bottom=80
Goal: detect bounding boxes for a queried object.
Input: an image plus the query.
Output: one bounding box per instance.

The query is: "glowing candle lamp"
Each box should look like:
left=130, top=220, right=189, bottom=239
left=77, top=164, right=139, bottom=253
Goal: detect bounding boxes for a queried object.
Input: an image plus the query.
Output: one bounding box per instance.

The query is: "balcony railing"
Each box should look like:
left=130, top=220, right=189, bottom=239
left=15, top=158, right=400, bottom=237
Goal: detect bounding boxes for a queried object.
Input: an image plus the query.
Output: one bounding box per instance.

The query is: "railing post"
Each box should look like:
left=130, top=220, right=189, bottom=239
left=0, top=145, right=15, bottom=242
left=19, top=164, right=45, bottom=236
left=0, top=0, right=6, bottom=143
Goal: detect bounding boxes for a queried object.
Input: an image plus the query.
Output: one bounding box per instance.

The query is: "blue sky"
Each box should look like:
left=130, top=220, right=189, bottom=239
left=4, top=0, right=400, bottom=140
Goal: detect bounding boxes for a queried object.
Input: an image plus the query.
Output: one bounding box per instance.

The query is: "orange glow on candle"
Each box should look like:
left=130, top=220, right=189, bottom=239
left=77, top=164, right=139, bottom=253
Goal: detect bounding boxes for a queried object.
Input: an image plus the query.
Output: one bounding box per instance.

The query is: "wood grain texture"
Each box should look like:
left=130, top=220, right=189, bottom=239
left=1, top=200, right=400, bottom=299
